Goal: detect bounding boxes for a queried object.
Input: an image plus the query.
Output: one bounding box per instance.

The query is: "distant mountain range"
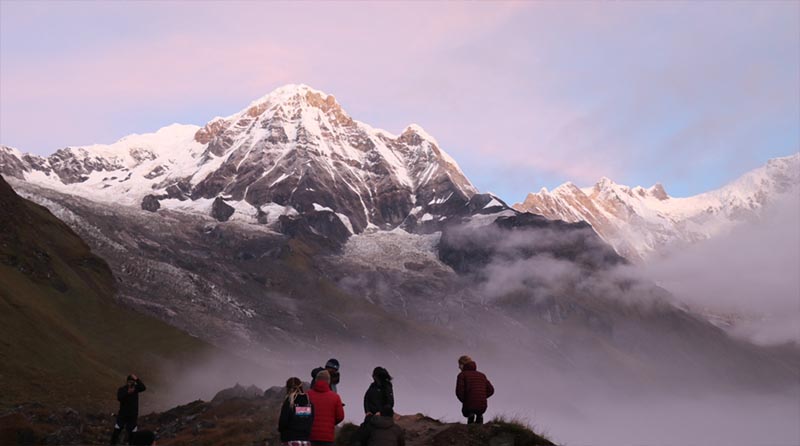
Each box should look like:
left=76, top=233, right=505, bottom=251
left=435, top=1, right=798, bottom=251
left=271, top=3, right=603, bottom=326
left=514, top=153, right=800, bottom=261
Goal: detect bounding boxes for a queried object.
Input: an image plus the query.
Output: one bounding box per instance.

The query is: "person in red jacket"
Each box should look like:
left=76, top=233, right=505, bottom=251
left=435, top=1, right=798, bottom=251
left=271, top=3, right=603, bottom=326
left=455, top=355, right=494, bottom=424
left=307, top=370, right=345, bottom=445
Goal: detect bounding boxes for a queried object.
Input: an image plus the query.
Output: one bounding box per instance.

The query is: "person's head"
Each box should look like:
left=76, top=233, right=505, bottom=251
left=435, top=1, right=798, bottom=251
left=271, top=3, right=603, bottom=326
left=372, top=366, right=392, bottom=384
left=126, top=375, right=136, bottom=386
left=379, top=405, right=394, bottom=417
left=458, top=355, right=473, bottom=370
left=315, top=370, right=331, bottom=383
left=285, top=377, right=303, bottom=395
left=325, top=358, right=340, bottom=372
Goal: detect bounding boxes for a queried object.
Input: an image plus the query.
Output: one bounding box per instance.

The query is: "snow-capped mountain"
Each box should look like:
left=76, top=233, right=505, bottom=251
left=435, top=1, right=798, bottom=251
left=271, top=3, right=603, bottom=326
left=0, top=84, right=477, bottom=233
left=513, top=153, right=800, bottom=261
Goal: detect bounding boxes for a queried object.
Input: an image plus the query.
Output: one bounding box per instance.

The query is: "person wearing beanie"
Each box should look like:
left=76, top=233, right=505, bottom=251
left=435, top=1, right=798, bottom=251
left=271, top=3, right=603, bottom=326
left=310, top=359, right=341, bottom=393
left=307, top=370, right=344, bottom=445
left=110, top=373, right=146, bottom=445
left=324, top=358, right=341, bottom=393
left=455, top=356, right=494, bottom=424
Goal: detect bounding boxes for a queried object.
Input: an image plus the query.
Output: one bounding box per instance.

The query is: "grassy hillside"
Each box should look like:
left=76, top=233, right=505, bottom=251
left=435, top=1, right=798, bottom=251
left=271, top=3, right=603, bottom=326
left=0, top=175, right=229, bottom=412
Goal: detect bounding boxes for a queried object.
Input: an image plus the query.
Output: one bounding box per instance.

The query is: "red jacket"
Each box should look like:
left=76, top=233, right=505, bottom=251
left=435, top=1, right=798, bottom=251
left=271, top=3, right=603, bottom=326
left=307, top=380, right=345, bottom=442
left=455, top=361, right=494, bottom=411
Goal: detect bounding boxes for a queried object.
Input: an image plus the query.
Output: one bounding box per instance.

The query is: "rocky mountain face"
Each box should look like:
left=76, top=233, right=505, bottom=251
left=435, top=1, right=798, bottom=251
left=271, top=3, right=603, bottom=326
left=514, top=153, right=800, bottom=261
left=0, top=84, right=476, bottom=236
left=7, top=178, right=797, bottom=400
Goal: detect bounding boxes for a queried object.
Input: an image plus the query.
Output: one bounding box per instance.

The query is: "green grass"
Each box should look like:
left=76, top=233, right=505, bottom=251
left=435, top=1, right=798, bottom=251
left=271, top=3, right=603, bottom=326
left=0, top=178, right=226, bottom=412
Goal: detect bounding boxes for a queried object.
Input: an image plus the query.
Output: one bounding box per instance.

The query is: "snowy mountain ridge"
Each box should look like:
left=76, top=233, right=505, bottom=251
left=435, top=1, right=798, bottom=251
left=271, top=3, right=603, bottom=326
left=514, top=153, right=800, bottom=261
left=0, top=84, right=477, bottom=234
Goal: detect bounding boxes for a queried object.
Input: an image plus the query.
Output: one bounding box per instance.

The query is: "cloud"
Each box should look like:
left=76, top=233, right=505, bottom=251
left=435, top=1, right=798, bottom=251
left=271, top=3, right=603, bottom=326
left=640, top=193, right=800, bottom=345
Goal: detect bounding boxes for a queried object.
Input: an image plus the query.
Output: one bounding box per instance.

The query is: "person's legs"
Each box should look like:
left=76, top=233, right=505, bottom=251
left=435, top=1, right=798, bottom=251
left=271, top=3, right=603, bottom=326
left=110, top=426, right=122, bottom=445
left=110, top=417, right=124, bottom=445
left=475, top=410, right=485, bottom=425
left=123, top=419, right=138, bottom=445
left=462, top=408, right=476, bottom=424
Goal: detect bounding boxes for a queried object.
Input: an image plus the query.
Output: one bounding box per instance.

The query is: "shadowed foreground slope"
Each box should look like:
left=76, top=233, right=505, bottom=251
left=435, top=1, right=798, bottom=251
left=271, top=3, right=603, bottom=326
left=0, top=175, right=235, bottom=412
left=0, top=384, right=556, bottom=445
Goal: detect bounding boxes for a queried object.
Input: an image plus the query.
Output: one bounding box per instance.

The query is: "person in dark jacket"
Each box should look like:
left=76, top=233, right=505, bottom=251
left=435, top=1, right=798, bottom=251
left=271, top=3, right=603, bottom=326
left=307, top=370, right=344, bottom=446
left=363, top=367, right=394, bottom=416
left=455, top=356, right=494, bottom=424
left=363, top=406, right=405, bottom=446
left=278, top=377, right=313, bottom=445
left=311, top=358, right=341, bottom=393
left=110, top=374, right=146, bottom=445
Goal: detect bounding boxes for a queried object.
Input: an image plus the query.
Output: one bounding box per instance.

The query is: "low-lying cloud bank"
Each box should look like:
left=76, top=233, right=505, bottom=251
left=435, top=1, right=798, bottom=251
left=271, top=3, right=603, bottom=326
left=641, top=193, right=800, bottom=345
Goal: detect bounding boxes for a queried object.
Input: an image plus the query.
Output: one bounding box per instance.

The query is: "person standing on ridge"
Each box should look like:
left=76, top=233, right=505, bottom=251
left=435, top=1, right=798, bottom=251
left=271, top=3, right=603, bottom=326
left=364, top=367, right=394, bottom=416
left=278, top=377, right=314, bottom=446
left=110, top=373, right=146, bottom=445
left=307, top=370, right=344, bottom=446
left=455, top=355, right=494, bottom=424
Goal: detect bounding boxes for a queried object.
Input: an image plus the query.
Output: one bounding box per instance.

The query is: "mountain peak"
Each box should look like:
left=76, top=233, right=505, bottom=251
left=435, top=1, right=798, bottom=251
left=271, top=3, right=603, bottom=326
left=647, top=183, right=669, bottom=200
left=594, top=176, right=618, bottom=191
left=401, top=123, right=438, bottom=145
left=248, top=83, right=331, bottom=107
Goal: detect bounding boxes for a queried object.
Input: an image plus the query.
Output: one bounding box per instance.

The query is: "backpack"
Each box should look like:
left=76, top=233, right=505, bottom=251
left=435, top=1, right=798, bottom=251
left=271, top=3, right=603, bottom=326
left=288, top=393, right=314, bottom=435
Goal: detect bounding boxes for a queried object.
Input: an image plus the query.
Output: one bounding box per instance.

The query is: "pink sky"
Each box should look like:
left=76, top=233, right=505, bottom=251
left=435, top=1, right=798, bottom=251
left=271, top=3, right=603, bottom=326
left=1, top=1, right=797, bottom=201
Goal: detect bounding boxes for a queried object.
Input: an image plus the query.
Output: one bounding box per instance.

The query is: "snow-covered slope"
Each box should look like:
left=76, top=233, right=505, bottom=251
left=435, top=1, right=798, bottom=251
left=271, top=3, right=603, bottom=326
left=0, top=84, right=477, bottom=233
left=514, top=153, right=800, bottom=261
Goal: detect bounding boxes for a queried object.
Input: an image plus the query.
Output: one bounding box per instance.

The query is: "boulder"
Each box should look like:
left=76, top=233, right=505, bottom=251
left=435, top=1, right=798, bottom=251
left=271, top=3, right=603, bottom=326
left=141, top=195, right=160, bottom=212
left=211, top=197, right=235, bottom=222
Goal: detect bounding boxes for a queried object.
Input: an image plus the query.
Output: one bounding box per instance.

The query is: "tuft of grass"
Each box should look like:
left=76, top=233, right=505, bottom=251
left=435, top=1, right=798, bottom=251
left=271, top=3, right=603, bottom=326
left=487, top=414, right=556, bottom=445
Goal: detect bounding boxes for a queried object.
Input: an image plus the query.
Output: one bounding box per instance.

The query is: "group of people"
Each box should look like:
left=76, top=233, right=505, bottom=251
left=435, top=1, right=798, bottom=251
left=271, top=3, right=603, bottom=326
left=277, top=355, right=494, bottom=446
left=109, top=355, right=494, bottom=446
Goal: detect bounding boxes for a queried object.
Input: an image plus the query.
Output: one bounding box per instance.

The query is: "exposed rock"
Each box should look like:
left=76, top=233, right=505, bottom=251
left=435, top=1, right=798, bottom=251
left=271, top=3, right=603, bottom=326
left=438, top=212, right=625, bottom=275
left=141, top=194, right=161, bottom=212
left=211, top=383, right=264, bottom=403
left=211, top=197, right=234, bottom=222
left=277, top=210, right=351, bottom=248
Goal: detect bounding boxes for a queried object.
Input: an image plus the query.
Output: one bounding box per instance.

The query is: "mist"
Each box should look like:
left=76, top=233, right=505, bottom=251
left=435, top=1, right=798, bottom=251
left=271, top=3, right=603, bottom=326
left=117, top=203, right=800, bottom=446
left=640, top=193, right=800, bottom=346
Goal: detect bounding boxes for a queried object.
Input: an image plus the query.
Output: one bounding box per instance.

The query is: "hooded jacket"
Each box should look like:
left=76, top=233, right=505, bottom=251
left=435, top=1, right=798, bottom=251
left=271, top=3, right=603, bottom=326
left=455, top=361, right=494, bottom=412
left=365, top=415, right=405, bottom=446
left=364, top=381, right=394, bottom=415
left=307, top=380, right=345, bottom=443
left=278, top=393, right=313, bottom=442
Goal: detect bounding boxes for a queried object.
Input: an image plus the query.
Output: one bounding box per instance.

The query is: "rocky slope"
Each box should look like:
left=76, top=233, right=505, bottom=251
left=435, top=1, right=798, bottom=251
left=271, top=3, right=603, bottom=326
left=0, top=84, right=476, bottom=235
left=514, top=153, right=800, bottom=261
